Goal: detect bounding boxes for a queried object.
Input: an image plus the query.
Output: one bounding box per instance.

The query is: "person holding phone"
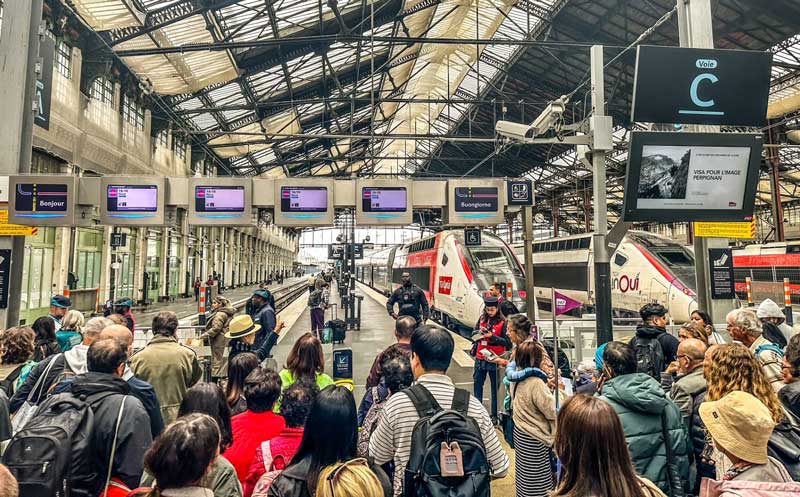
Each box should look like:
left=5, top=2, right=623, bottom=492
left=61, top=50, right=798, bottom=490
left=472, top=296, right=511, bottom=423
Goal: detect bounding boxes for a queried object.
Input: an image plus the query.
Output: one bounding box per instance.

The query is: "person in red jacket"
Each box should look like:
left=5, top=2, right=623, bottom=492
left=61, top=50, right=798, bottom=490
left=243, top=381, right=318, bottom=496
left=223, top=366, right=286, bottom=482
left=472, top=296, right=511, bottom=423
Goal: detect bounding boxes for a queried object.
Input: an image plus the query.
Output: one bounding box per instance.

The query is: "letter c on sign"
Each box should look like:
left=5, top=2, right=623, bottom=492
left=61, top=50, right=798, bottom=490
left=690, top=73, right=718, bottom=108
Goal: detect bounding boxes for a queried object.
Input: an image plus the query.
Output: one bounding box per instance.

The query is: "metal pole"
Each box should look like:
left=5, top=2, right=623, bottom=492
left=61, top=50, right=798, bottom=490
left=590, top=45, right=613, bottom=345
left=522, top=205, right=536, bottom=323
left=0, top=0, right=44, bottom=327
left=551, top=287, right=559, bottom=408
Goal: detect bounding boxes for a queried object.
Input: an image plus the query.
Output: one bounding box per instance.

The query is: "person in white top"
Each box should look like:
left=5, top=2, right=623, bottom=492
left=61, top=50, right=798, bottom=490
left=369, top=325, right=510, bottom=496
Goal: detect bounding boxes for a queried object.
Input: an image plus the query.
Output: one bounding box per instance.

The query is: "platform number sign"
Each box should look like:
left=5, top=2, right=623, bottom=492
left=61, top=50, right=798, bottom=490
left=507, top=180, right=533, bottom=206
left=464, top=228, right=481, bottom=247
left=110, top=233, right=127, bottom=248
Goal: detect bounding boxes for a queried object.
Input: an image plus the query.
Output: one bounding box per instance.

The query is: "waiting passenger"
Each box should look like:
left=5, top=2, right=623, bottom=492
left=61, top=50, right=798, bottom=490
left=358, top=345, right=412, bottom=426
left=758, top=298, right=796, bottom=344
left=268, top=385, right=392, bottom=497
left=369, top=325, right=509, bottom=496
left=244, top=381, right=318, bottom=497
left=47, top=294, right=71, bottom=332
left=631, top=303, right=679, bottom=379
left=472, top=295, right=511, bottom=422
left=357, top=355, right=413, bottom=457
left=598, top=341, right=689, bottom=495
left=690, top=310, right=726, bottom=345
left=223, top=367, right=285, bottom=482
left=31, top=316, right=61, bottom=361
left=142, top=383, right=242, bottom=497
left=130, top=311, right=202, bottom=425
left=365, top=315, right=415, bottom=389
left=276, top=333, right=333, bottom=411
left=226, top=352, right=261, bottom=416
left=316, top=460, right=386, bottom=497
left=56, top=309, right=85, bottom=352
left=137, top=413, right=221, bottom=497
left=0, top=327, right=36, bottom=397
left=663, top=338, right=707, bottom=420
left=551, top=395, right=666, bottom=497
left=725, top=308, right=784, bottom=392
left=199, top=296, right=237, bottom=382
left=307, top=282, right=329, bottom=339
left=677, top=322, right=709, bottom=345
left=113, top=297, right=136, bottom=332
left=780, top=334, right=800, bottom=425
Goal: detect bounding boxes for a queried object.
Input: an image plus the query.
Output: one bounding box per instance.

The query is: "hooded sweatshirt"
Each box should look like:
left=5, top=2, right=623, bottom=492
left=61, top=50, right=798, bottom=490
left=599, top=372, right=690, bottom=495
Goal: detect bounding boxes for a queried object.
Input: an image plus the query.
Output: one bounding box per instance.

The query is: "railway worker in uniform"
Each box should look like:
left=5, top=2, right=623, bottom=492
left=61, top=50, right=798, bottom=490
left=386, top=272, right=430, bottom=324
left=489, top=282, right=519, bottom=317
left=472, top=296, right=511, bottom=422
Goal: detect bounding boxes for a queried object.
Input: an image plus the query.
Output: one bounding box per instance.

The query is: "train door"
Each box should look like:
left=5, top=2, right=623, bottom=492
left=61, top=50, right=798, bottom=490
left=649, top=278, right=669, bottom=308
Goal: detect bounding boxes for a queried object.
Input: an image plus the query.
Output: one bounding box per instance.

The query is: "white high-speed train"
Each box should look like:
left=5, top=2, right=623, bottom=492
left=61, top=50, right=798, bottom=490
left=512, top=230, right=699, bottom=322
left=356, top=230, right=526, bottom=331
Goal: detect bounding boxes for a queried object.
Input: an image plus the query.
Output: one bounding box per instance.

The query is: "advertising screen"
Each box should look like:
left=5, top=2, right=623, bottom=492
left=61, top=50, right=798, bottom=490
left=362, top=187, right=407, bottom=212
left=14, top=183, right=68, bottom=214
left=454, top=187, right=499, bottom=212
left=107, top=185, right=159, bottom=212
left=195, top=186, right=245, bottom=212
left=622, top=132, right=762, bottom=222
left=280, top=186, right=328, bottom=212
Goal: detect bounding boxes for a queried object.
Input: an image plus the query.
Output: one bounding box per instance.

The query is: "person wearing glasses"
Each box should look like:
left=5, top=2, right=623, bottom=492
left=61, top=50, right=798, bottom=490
left=316, top=459, right=384, bottom=497
left=665, top=338, right=707, bottom=421
left=779, top=334, right=800, bottom=425
left=267, top=385, right=392, bottom=497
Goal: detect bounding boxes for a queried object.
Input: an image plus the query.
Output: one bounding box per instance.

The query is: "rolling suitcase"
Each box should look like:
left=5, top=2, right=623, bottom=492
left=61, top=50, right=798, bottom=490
left=325, top=304, right=347, bottom=344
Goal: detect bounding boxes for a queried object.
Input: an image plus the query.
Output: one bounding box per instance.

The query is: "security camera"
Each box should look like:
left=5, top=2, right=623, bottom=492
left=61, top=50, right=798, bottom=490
left=495, top=121, right=536, bottom=141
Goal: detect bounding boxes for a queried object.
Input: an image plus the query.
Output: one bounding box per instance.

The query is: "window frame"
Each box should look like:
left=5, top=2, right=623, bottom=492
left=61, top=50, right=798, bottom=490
left=90, top=76, right=114, bottom=107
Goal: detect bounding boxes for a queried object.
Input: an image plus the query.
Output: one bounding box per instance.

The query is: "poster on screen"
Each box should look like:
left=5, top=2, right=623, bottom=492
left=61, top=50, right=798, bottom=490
left=635, top=145, right=749, bottom=210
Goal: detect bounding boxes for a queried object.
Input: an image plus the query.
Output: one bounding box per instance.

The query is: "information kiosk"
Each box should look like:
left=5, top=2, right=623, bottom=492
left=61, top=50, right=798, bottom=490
left=100, top=177, right=166, bottom=226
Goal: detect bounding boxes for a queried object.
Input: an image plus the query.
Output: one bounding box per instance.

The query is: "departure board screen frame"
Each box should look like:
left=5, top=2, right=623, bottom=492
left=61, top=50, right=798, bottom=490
left=8, top=175, right=78, bottom=226
left=362, top=186, right=408, bottom=212
left=194, top=185, right=246, bottom=213
left=100, top=177, right=165, bottom=226
left=106, top=185, right=159, bottom=212
left=280, top=186, right=328, bottom=213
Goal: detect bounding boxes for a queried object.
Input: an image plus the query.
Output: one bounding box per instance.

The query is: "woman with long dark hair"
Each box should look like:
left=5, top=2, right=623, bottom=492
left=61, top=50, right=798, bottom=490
left=267, top=385, right=391, bottom=497
left=552, top=395, right=665, bottom=497
left=31, top=316, right=60, bottom=361
left=276, top=333, right=333, bottom=410
left=691, top=309, right=725, bottom=344
left=471, top=296, right=510, bottom=422
left=226, top=352, right=260, bottom=416
left=142, top=383, right=241, bottom=497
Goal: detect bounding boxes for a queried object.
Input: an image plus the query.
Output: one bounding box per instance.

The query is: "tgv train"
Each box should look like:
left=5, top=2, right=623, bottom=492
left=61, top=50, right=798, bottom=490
left=512, top=231, right=699, bottom=322
left=355, top=230, right=526, bottom=330
left=733, top=241, right=800, bottom=304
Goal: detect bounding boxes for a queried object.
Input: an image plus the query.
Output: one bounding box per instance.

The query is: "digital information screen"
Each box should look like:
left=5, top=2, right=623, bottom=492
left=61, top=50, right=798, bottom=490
left=454, top=187, right=499, bottom=212
left=281, top=186, right=328, bottom=212
left=14, top=183, right=69, bottom=216
left=362, top=187, right=407, bottom=212
left=622, top=132, right=762, bottom=222
left=107, top=185, right=159, bottom=212
left=195, top=186, right=245, bottom=212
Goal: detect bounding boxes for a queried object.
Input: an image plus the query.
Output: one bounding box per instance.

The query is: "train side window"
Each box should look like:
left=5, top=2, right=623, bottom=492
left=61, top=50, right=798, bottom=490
left=614, top=253, right=628, bottom=267
left=442, top=253, right=449, bottom=266
left=579, top=238, right=590, bottom=249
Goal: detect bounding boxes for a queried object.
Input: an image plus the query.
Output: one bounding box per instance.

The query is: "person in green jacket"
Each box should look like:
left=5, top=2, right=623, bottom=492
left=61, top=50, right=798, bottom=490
left=56, top=309, right=85, bottom=352
left=598, top=341, right=690, bottom=496
left=276, top=332, right=333, bottom=412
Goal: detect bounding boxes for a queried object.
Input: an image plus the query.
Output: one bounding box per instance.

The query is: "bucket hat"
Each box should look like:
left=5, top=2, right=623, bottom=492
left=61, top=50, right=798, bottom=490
left=699, top=391, right=776, bottom=464
left=224, top=314, right=261, bottom=340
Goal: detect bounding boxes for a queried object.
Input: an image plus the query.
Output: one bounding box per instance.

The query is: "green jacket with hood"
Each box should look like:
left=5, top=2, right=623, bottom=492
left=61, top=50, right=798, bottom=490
left=599, top=372, right=690, bottom=496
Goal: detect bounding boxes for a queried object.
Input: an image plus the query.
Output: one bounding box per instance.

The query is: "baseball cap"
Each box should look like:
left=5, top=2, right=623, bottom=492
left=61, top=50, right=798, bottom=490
left=51, top=295, right=71, bottom=308
left=114, top=297, right=133, bottom=307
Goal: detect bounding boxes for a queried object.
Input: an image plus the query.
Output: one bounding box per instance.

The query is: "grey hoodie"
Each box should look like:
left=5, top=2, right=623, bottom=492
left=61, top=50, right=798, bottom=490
left=64, top=344, right=89, bottom=375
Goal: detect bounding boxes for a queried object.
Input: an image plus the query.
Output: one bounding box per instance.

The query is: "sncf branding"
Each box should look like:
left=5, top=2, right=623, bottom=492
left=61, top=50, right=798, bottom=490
left=438, top=276, right=453, bottom=295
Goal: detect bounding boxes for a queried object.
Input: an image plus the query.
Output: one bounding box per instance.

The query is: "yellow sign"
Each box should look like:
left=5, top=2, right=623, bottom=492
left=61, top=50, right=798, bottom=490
left=0, top=210, right=38, bottom=236
left=694, top=219, right=756, bottom=239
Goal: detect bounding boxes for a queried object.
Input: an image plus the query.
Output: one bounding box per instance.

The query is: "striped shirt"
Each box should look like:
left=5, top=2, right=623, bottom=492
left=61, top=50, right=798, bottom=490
left=369, top=373, right=510, bottom=496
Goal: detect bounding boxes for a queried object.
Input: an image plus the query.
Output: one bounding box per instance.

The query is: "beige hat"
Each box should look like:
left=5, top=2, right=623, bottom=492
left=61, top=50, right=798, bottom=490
left=699, top=391, right=776, bottom=464
left=224, top=314, right=261, bottom=340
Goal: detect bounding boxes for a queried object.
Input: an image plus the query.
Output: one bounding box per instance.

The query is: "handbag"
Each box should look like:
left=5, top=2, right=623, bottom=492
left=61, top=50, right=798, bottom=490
left=100, top=396, right=128, bottom=497
left=11, top=355, right=59, bottom=434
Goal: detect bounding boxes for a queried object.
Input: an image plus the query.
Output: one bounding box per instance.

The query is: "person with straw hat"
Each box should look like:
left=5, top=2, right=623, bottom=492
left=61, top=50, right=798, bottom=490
left=699, top=391, right=799, bottom=495
left=226, top=314, right=280, bottom=364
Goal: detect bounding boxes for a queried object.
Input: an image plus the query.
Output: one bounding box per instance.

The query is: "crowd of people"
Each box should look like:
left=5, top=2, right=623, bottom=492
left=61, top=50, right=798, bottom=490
left=0, top=283, right=800, bottom=497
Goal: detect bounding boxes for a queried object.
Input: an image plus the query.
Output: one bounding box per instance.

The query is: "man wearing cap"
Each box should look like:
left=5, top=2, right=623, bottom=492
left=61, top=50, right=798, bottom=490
left=386, top=272, right=430, bottom=324
left=226, top=314, right=280, bottom=363
left=757, top=298, right=796, bottom=344
left=700, top=391, right=798, bottom=491
left=114, top=297, right=135, bottom=332
left=48, top=295, right=71, bottom=332
left=249, top=290, right=283, bottom=355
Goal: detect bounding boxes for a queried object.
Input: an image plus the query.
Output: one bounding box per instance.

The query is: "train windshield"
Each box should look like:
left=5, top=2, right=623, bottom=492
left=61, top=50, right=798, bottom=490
left=650, top=247, right=697, bottom=290
left=467, top=247, right=523, bottom=275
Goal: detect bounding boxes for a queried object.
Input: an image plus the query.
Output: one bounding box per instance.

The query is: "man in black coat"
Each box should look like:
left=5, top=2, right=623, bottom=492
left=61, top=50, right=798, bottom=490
left=489, top=282, right=519, bottom=317
left=386, top=272, right=430, bottom=324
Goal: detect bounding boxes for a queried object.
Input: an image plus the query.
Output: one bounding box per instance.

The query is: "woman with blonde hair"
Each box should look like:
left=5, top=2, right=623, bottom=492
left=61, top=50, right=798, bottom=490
left=198, top=295, right=236, bottom=381
left=703, top=343, right=786, bottom=478
left=56, top=309, right=85, bottom=352
left=678, top=322, right=709, bottom=345
left=315, top=459, right=385, bottom=497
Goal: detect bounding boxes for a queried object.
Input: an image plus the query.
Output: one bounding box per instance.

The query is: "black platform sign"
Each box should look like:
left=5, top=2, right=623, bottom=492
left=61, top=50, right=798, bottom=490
left=507, top=180, right=533, bottom=206
left=332, top=348, right=353, bottom=380
left=0, top=250, right=10, bottom=309
left=464, top=228, right=482, bottom=247
left=709, top=248, right=735, bottom=299
left=110, top=233, right=127, bottom=248
left=328, top=244, right=345, bottom=260
left=35, top=37, right=55, bottom=130
left=346, top=244, right=364, bottom=260
left=631, top=46, right=772, bottom=126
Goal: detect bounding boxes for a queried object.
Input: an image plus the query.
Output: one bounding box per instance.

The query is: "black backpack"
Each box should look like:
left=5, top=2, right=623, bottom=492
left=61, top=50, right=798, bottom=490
left=2, top=393, right=100, bottom=497
left=768, top=419, right=800, bottom=481
left=402, top=385, right=490, bottom=497
left=631, top=335, right=665, bottom=380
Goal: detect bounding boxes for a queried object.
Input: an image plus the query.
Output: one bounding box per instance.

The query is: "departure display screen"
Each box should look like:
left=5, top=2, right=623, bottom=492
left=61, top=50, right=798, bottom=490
left=106, top=185, right=158, bottom=212
left=280, top=186, right=327, bottom=212
left=195, top=186, right=245, bottom=212
left=14, top=183, right=68, bottom=212
left=453, top=187, right=499, bottom=212
left=362, top=187, right=407, bottom=212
